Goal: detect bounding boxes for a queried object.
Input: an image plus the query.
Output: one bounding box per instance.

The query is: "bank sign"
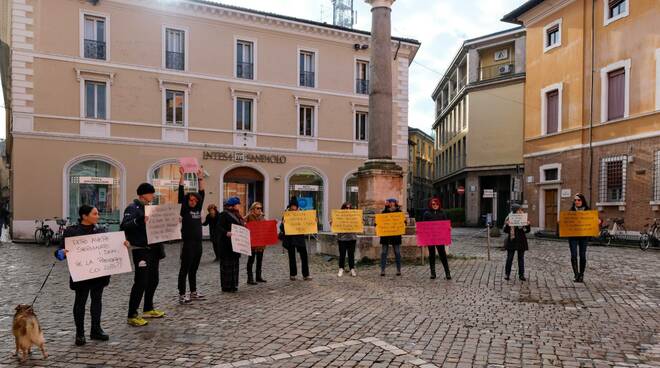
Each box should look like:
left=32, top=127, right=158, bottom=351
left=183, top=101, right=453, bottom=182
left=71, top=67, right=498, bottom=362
left=203, top=151, right=286, bottom=164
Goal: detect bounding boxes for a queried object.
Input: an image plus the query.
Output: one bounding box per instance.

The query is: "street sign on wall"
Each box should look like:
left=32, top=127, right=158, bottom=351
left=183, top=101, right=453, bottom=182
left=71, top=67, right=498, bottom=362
left=483, top=189, right=494, bottom=198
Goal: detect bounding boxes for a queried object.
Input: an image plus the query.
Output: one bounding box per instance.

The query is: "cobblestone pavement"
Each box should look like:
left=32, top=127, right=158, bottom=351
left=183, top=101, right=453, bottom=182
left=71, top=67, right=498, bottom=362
left=1, top=230, right=659, bottom=367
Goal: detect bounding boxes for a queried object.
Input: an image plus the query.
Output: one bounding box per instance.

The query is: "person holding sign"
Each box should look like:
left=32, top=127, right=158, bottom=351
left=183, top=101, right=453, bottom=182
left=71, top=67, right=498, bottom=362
left=217, top=197, right=244, bottom=292
left=122, top=183, right=166, bottom=327
left=379, top=198, right=404, bottom=277
left=421, top=198, right=451, bottom=280
left=503, top=203, right=531, bottom=281
left=333, top=202, right=359, bottom=277
left=246, top=202, right=267, bottom=285
left=54, top=205, right=128, bottom=346
left=177, top=167, right=206, bottom=305
left=280, top=198, right=311, bottom=281
left=568, top=193, right=590, bottom=283
left=203, top=204, right=221, bottom=261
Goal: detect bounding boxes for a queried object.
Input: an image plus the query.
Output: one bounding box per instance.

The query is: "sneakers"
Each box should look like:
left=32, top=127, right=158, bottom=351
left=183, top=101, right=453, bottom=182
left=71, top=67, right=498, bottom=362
left=338, top=269, right=344, bottom=277
left=350, top=269, right=357, bottom=277
left=190, top=291, right=206, bottom=300
left=290, top=276, right=297, bottom=281
left=127, top=316, right=149, bottom=327
left=142, top=309, right=165, bottom=318
left=303, top=276, right=312, bottom=281
left=179, top=294, right=192, bottom=304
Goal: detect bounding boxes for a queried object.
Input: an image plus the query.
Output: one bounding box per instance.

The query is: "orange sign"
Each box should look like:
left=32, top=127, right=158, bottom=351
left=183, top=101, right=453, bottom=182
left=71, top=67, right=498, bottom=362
left=559, top=211, right=599, bottom=237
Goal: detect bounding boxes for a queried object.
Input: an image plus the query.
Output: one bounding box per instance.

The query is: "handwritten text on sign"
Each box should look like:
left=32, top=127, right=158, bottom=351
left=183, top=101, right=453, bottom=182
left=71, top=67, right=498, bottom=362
left=246, top=220, right=279, bottom=247
left=283, top=210, right=318, bottom=235
left=508, top=213, right=529, bottom=227
left=231, top=224, right=252, bottom=256
left=145, top=204, right=182, bottom=244
left=559, top=211, right=600, bottom=237
left=178, top=157, right=200, bottom=173
left=331, top=209, right=364, bottom=233
left=65, top=232, right=132, bottom=282
left=416, top=220, right=452, bottom=246
left=375, top=212, right=406, bottom=237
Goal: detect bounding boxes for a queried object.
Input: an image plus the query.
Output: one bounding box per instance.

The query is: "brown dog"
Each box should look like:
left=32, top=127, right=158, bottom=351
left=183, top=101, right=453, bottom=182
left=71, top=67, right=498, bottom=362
left=12, top=304, right=48, bottom=362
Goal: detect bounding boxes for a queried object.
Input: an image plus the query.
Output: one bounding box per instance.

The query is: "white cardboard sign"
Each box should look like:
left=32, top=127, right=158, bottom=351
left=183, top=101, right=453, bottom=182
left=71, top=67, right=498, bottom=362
left=231, top=224, right=252, bottom=256
left=145, top=204, right=182, bottom=244
left=508, top=213, right=529, bottom=227
left=65, top=231, right=132, bottom=282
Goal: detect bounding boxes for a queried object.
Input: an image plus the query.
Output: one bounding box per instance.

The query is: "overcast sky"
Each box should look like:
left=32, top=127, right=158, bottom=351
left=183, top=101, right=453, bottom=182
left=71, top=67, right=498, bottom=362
left=217, top=0, right=526, bottom=134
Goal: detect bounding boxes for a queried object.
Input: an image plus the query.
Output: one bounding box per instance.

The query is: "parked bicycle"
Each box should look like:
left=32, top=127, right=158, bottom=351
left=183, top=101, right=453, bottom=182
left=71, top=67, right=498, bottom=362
left=34, top=217, right=69, bottom=246
left=640, top=218, right=660, bottom=251
left=597, top=217, right=627, bottom=246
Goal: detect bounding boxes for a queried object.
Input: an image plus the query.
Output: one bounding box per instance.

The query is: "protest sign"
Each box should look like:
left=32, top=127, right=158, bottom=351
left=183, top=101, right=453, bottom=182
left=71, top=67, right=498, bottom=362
left=246, top=220, right=279, bottom=247
left=508, top=213, right=529, bottom=227
left=231, top=224, right=252, bottom=256
left=415, top=220, right=452, bottom=246
left=65, top=231, right=132, bottom=282
left=283, top=210, right=318, bottom=235
left=375, top=212, right=406, bottom=237
left=178, top=157, right=200, bottom=173
left=331, top=209, right=364, bottom=233
left=559, top=210, right=599, bottom=237
left=145, top=203, right=181, bottom=244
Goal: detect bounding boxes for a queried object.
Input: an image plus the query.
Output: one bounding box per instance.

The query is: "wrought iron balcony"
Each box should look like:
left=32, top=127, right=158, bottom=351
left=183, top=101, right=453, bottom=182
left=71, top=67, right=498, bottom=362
left=84, top=39, right=106, bottom=60
left=356, top=78, right=369, bottom=94
left=237, top=62, right=254, bottom=79
left=300, top=71, right=315, bottom=87
left=166, top=51, right=185, bottom=70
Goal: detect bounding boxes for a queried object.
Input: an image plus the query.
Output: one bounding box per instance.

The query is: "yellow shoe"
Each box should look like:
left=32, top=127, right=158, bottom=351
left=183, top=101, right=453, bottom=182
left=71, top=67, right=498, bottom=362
left=142, top=309, right=165, bottom=318
left=127, top=316, right=149, bottom=327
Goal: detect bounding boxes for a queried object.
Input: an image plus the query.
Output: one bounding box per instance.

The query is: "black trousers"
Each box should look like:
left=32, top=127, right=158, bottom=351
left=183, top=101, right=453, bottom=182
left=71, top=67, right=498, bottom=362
left=505, top=249, right=525, bottom=277
left=178, top=240, right=203, bottom=295
left=428, top=246, right=450, bottom=276
left=569, top=238, right=588, bottom=276
left=247, top=250, right=264, bottom=279
left=338, top=240, right=356, bottom=269
left=128, top=250, right=160, bottom=318
left=287, top=246, right=309, bottom=277
left=220, top=253, right=240, bottom=290
left=212, top=240, right=221, bottom=260
left=73, top=286, right=104, bottom=336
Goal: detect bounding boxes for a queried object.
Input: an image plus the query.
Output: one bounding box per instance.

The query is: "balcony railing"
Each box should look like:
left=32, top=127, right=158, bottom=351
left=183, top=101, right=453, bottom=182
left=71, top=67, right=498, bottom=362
left=237, top=62, right=254, bottom=79
left=356, top=78, right=369, bottom=94
left=84, top=39, right=106, bottom=60
left=479, top=62, right=515, bottom=81
left=166, top=51, right=185, bottom=70
left=300, top=71, right=315, bottom=87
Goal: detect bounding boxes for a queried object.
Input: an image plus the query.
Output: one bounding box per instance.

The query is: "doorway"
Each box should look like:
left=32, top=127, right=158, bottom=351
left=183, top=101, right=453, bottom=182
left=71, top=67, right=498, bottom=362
left=223, top=167, right=264, bottom=216
left=544, top=189, right=558, bottom=232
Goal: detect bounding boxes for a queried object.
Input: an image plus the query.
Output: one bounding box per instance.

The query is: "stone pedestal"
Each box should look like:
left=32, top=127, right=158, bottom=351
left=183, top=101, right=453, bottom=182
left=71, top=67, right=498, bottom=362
left=357, top=160, right=404, bottom=215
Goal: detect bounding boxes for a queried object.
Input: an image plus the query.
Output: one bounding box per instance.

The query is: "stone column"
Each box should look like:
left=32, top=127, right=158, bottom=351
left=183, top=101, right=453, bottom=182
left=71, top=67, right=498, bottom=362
left=358, top=0, right=404, bottom=215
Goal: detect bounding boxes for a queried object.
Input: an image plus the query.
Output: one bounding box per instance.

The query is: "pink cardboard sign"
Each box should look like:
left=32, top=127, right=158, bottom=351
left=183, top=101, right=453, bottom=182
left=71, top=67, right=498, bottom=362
left=178, top=157, right=200, bottom=174
left=416, top=220, right=452, bottom=246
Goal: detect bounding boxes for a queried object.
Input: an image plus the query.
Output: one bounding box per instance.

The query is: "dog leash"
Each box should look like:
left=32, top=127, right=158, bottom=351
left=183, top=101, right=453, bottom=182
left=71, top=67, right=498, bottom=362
left=30, top=262, right=57, bottom=307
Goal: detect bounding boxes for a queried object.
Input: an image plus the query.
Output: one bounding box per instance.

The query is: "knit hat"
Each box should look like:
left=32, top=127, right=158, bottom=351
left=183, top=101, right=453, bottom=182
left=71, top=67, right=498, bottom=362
left=137, top=183, right=155, bottom=196
left=226, top=197, right=241, bottom=206
left=511, top=203, right=522, bottom=212
left=386, top=198, right=398, bottom=203
left=288, top=197, right=299, bottom=208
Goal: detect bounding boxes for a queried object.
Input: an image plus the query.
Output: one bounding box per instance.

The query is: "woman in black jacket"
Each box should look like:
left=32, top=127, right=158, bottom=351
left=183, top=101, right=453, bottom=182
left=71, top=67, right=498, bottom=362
left=202, top=204, right=220, bottom=261
left=217, top=197, right=244, bottom=292
left=503, top=203, right=531, bottom=281
left=568, top=193, right=590, bottom=282
left=54, top=205, right=127, bottom=346
left=281, top=198, right=311, bottom=281
left=380, top=198, right=403, bottom=277
left=422, top=197, right=451, bottom=280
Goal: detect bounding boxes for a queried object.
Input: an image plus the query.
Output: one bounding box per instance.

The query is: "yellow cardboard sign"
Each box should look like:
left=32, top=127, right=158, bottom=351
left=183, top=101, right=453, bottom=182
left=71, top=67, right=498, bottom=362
left=331, top=209, right=364, bottom=233
left=375, top=212, right=406, bottom=237
left=559, top=210, right=599, bottom=237
left=283, top=210, right=318, bottom=235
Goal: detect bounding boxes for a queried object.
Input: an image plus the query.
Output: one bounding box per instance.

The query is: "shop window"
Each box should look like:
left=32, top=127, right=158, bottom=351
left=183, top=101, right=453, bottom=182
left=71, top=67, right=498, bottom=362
left=345, top=173, right=359, bottom=208
left=151, top=163, right=198, bottom=205
left=68, top=159, right=120, bottom=230
left=288, top=169, right=325, bottom=229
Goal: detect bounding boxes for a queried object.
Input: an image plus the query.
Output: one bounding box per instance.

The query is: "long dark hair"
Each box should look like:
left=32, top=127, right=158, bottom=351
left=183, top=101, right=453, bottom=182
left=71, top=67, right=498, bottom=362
left=78, top=205, right=95, bottom=222
left=341, top=202, right=354, bottom=210
left=571, top=193, right=590, bottom=210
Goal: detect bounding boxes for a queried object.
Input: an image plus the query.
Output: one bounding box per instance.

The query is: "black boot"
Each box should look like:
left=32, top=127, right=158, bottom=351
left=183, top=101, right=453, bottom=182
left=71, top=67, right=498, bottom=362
left=90, top=327, right=109, bottom=341
left=571, top=259, right=580, bottom=282
left=247, top=272, right=257, bottom=285
left=256, top=270, right=267, bottom=283
left=75, top=335, right=86, bottom=346
left=430, top=266, right=436, bottom=279
left=445, top=272, right=452, bottom=280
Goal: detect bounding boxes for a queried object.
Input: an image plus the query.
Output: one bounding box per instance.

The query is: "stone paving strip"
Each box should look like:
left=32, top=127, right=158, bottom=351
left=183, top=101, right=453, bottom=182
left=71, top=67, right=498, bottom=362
left=211, top=337, right=439, bottom=368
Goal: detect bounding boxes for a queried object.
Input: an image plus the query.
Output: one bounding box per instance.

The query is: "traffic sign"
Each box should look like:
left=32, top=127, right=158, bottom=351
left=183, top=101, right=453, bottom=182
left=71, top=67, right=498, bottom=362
left=457, top=186, right=465, bottom=195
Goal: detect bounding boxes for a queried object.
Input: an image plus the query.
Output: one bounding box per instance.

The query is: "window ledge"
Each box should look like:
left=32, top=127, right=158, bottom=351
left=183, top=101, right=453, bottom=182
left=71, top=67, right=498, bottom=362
left=651, top=201, right=660, bottom=211
left=604, top=13, right=628, bottom=27
left=537, top=180, right=562, bottom=186
left=596, top=202, right=626, bottom=212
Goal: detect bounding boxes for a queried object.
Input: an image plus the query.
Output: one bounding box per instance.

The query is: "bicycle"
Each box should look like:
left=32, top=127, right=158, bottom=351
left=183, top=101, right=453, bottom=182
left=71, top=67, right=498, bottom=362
left=51, top=217, right=70, bottom=245
left=34, top=219, right=55, bottom=246
left=640, top=218, right=660, bottom=251
left=597, top=217, right=627, bottom=246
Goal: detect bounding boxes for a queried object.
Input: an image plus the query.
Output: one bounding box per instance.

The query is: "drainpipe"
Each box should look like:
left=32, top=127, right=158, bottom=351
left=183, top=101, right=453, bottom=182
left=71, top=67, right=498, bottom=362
left=588, top=0, right=596, bottom=205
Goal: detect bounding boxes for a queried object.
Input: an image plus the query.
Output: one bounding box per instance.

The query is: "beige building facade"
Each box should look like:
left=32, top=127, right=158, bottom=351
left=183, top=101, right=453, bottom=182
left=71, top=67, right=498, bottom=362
left=431, top=27, right=525, bottom=226
left=407, top=127, right=434, bottom=219
left=4, top=0, right=419, bottom=239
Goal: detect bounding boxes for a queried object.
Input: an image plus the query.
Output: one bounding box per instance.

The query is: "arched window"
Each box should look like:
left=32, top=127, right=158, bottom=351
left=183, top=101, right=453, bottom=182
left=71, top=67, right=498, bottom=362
left=68, top=159, right=121, bottom=229
left=288, top=168, right=325, bottom=229
left=151, top=162, right=198, bottom=205
left=345, top=172, right=358, bottom=207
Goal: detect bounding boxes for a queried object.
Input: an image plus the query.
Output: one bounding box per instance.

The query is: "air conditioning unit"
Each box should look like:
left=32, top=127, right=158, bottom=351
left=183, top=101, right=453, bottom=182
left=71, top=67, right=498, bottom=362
left=498, top=64, right=511, bottom=74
